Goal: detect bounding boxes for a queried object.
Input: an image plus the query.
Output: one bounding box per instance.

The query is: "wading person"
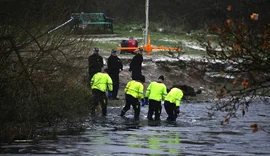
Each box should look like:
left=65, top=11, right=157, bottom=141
left=107, top=49, right=123, bottom=100
left=164, top=87, right=184, bottom=121
left=88, top=47, right=104, bottom=85
left=129, top=48, right=143, bottom=80
left=145, top=75, right=167, bottom=121
left=120, top=75, right=145, bottom=120
left=90, top=68, right=113, bottom=116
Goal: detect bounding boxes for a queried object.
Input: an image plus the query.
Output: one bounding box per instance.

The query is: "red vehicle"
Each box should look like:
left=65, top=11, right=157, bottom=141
left=120, top=39, right=138, bottom=54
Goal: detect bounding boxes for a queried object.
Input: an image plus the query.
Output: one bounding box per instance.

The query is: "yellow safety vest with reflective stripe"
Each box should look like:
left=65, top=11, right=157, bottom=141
left=164, top=88, right=183, bottom=106
left=124, top=80, right=144, bottom=99
left=145, top=81, right=167, bottom=101
left=91, top=72, right=113, bottom=92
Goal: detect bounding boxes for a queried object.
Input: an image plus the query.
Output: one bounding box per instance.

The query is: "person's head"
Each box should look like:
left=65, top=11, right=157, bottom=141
left=167, top=87, right=173, bottom=93
left=94, top=47, right=99, bottom=54
left=138, top=48, right=143, bottom=54
left=158, top=75, right=164, bottom=82
left=103, top=68, right=108, bottom=73
left=111, top=49, right=117, bottom=56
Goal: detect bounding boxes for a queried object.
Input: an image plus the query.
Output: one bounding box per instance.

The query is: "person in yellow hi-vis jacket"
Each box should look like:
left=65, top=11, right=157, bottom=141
left=145, top=75, right=167, bottom=121
left=164, top=87, right=184, bottom=121
left=91, top=68, right=113, bottom=116
left=120, top=75, right=145, bottom=120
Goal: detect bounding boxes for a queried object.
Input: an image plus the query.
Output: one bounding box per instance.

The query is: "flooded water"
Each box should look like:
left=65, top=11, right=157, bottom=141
left=1, top=102, right=270, bottom=156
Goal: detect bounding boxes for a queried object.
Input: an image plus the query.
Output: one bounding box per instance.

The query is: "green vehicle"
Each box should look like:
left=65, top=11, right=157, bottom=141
left=71, top=12, right=114, bottom=33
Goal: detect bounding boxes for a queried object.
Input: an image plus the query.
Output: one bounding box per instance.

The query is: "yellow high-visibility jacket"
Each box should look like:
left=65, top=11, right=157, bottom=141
left=124, top=80, right=144, bottom=99
left=91, top=72, right=113, bottom=92
left=165, top=87, right=183, bottom=106
left=145, top=81, right=167, bottom=101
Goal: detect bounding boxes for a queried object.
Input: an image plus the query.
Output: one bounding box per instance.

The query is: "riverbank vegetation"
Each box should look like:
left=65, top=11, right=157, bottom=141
left=0, top=0, right=93, bottom=143
left=198, top=4, right=270, bottom=125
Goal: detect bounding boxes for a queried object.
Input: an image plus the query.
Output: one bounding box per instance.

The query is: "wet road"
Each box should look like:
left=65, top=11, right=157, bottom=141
left=1, top=102, right=270, bottom=156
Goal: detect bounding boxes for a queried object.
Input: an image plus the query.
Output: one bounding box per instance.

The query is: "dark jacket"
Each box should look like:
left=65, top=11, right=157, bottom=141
left=88, top=53, right=104, bottom=74
left=108, top=55, right=123, bottom=74
left=129, top=53, right=143, bottom=80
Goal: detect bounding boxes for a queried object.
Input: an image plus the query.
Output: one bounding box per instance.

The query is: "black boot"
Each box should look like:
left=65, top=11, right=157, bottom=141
left=147, top=112, right=153, bottom=121
left=120, top=110, right=126, bottom=117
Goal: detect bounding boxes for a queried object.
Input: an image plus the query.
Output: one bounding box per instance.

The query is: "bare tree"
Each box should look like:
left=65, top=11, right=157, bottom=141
left=0, top=0, right=92, bottom=142
left=198, top=3, right=270, bottom=126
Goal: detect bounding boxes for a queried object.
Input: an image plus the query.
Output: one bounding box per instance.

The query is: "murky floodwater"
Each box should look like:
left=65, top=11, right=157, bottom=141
left=1, top=102, right=270, bottom=156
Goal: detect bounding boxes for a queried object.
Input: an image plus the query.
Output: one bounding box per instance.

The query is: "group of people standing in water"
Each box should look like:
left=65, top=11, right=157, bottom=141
left=88, top=47, right=184, bottom=121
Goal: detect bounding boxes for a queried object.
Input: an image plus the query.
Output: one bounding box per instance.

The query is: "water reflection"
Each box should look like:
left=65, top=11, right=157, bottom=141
left=1, top=102, right=270, bottom=156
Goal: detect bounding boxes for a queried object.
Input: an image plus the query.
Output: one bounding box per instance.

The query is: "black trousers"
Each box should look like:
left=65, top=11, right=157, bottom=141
left=131, top=69, right=142, bottom=81
left=164, top=101, right=177, bottom=121
left=147, top=99, right=162, bottom=120
left=121, top=94, right=140, bottom=120
left=109, top=72, right=119, bottom=98
left=91, top=89, right=108, bottom=116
